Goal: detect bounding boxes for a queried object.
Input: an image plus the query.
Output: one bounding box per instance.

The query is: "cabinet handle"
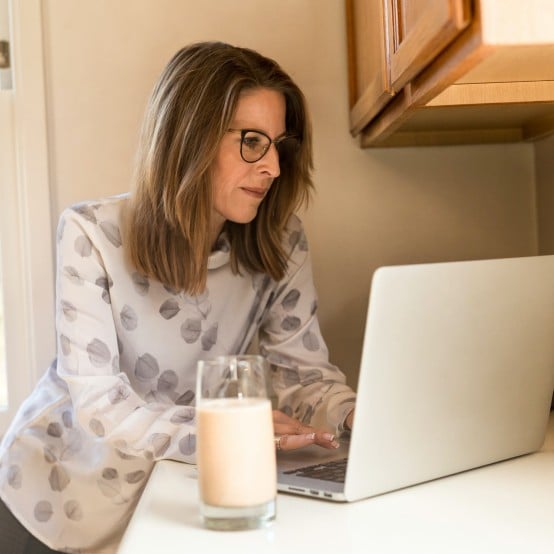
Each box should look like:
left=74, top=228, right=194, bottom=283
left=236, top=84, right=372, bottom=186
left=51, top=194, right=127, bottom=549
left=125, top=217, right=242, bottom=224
left=0, top=41, right=10, bottom=69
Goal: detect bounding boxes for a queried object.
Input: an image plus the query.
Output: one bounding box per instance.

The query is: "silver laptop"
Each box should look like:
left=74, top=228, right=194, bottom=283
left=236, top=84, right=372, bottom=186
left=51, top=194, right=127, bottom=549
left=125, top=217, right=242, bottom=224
left=277, top=255, right=554, bottom=502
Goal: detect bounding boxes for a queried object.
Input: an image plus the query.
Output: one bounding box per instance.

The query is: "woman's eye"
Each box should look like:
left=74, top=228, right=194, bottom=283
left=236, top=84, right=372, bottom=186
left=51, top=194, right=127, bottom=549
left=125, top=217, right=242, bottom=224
left=243, top=137, right=262, bottom=150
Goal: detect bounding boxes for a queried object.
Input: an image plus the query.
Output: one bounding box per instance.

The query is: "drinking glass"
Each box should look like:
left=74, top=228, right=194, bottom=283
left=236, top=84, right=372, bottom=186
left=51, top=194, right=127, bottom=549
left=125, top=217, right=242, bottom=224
left=196, top=355, right=276, bottom=530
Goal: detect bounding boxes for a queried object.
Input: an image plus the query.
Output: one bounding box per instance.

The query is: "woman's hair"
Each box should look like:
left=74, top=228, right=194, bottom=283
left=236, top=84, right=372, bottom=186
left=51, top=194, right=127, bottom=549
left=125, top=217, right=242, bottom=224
left=124, top=41, right=313, bottom=294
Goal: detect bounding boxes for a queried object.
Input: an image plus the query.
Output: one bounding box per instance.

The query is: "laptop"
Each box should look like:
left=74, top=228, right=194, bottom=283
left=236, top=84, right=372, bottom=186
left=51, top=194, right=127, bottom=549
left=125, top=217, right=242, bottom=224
left=277, top=255, right=554, bottom=502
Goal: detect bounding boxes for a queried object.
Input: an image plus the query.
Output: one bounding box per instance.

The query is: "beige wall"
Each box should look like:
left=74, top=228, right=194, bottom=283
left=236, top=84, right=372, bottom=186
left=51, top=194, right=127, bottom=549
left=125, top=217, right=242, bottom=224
left=535, top=134, right=554, bottom=255
left=42, top=0, right=539, bottom=389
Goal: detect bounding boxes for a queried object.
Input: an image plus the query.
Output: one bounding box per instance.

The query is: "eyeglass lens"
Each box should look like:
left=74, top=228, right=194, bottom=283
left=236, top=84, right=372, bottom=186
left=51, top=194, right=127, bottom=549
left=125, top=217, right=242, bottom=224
left=240, top=130, right=298, bottom=163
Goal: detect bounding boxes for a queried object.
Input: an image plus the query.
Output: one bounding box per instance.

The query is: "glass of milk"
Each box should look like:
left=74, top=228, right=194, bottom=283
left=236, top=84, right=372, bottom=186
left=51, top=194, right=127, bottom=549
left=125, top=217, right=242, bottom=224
left=196, top=355, right=276, bottom=530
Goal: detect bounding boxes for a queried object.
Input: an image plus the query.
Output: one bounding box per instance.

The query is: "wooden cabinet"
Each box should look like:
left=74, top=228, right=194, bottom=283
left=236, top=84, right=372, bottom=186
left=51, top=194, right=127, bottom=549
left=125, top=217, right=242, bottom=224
left=347, top=0, right=554, bottom=147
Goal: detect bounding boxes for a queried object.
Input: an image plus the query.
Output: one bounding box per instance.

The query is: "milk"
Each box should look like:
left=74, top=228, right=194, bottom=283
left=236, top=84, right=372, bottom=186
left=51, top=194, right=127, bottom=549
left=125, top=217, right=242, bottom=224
left=197, top=397, right=276, bottom=508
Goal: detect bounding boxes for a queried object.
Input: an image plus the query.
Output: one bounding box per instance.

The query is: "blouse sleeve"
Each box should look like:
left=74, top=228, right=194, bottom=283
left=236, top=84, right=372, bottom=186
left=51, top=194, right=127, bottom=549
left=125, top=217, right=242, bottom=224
left=55, top=207, right=197, bottom=463
left=258, top=216, right=356, bottom=435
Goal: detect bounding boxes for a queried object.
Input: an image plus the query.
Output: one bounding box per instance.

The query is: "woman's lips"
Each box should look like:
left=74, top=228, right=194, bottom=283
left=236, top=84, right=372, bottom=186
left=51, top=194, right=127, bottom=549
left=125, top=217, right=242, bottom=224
left=241, top=187, right=267, bottom=199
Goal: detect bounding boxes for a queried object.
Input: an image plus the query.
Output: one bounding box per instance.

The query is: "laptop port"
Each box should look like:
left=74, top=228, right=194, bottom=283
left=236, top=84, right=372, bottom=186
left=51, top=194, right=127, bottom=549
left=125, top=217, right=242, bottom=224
left=323, top=492, right=332, bottom=498
left=309, top=490, right=319, bottom=496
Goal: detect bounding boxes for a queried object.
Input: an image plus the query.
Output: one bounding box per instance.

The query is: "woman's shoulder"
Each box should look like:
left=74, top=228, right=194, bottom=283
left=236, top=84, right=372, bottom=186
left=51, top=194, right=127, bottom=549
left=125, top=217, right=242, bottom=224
left=62, top=194, right=129, bottom=222
left=57, top=193, right=129, bottom=244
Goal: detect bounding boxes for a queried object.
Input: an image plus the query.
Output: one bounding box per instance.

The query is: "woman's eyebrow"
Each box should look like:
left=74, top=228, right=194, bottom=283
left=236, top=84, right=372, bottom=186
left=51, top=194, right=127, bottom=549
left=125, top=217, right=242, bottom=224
left=232, top=124, right=288, bottom=139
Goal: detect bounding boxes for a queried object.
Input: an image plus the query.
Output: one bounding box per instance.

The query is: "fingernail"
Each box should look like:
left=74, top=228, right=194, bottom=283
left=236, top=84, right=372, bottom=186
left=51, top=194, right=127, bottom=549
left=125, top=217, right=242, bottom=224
left=306, top=432, right=316, bottom=440
left=332, top=441, right=340, bottom=449
left=323, top=433, right=335, bottom=442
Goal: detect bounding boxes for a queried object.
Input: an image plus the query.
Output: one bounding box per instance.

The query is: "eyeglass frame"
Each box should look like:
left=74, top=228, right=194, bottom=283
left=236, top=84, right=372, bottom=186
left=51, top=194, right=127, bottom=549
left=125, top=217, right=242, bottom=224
left=226, top=128, right=300, bottom=164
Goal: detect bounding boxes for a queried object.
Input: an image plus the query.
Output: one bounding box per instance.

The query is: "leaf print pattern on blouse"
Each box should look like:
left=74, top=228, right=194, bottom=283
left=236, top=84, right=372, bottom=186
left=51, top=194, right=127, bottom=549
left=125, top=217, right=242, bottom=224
left=299, top=369, right=323, bottom=386
left=170, top=407, right=195, bottom=424
left=102, top=467, right=118, bottom=480
left=288, top=228, right=309, bottom=252
left=120, top=304, right=138, bottom=331
left=74, top=234, right=92, bottom=257
left=302, top=331, right=320, bottom=352
left=281, top=289, right=300, bottom=311
left=179, top=433, right=196, bottom=456
left=87, top=339, right=111, bottom=367
left=99, top=221, right=122, bottom=247
left=49, top=464, right=70, bottom=491
left=47, top=422, right=63, bottom=438
left=62, top=410, right=73, bottom=428
left=135, top=353, right=160, bottom=381
left=157, top=370, right=178, bottom=394
left=60, top=300, right=78, bottom=321
left=64, top=266, right=84, bottom=286
left=125, top=470, right=146, bottom=484
left=108, top=383, right=131, bottom=404
left=7, top=465, right=22, bottom=489
left=282, top=368, right=300, bottom=387
left=64, top=500, right=83, bottom=521
left=132, top=272, right=150, bottom=296
left=89, top=418, right=105, bottom=437
left=201, top=324, right=218, bottom=351
left=72, top=204, right=97, bottom=224
left=281, top=316, right=301, bottom=331
left=175, top=390, right=195, bottom=406
left=181, top=318, right=202, bottom=344
left=96, top=276, right=112, bottom=304
left=34, top=501, right=54, bottom=522
left=159, top=299, right=180, bottom=320
left=60, top=335, right=71, bottom=356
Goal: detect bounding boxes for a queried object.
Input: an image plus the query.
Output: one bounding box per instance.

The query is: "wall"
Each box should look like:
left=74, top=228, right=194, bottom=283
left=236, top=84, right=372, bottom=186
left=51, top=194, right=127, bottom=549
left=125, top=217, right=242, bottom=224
left=41, top=0, right=538, bottom=389
left=535, top=134, right=554, bottom=255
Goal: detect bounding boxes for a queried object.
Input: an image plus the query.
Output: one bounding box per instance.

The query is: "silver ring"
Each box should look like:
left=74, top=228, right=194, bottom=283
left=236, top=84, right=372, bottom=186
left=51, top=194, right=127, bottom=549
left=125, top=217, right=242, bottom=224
left=274, top=436, right=282, bottom=451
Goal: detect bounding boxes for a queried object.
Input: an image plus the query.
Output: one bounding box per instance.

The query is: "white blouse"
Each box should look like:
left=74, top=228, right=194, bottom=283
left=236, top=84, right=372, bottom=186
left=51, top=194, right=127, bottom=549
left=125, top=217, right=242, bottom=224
left=0, top=195, right=356, bottom=552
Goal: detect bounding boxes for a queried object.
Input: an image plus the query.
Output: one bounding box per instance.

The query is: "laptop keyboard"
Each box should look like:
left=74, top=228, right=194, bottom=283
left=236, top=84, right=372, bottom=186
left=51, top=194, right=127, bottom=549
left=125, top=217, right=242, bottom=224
left=283, top=458, right=348, bottom=483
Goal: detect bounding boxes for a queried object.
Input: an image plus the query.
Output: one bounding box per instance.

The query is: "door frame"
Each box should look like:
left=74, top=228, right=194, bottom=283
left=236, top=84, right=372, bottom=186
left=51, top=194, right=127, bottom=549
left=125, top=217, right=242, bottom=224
left=0, top=0, right=55, bottom=432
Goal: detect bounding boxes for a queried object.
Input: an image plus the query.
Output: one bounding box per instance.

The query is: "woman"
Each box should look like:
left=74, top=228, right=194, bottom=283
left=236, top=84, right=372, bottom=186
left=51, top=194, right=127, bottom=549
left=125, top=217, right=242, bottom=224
left=0, top=42, right=356, bottom=553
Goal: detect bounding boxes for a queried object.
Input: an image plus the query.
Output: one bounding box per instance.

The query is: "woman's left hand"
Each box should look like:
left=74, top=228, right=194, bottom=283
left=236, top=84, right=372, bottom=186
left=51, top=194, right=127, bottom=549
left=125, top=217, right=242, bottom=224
left=272, top=410, right=340, bottom=452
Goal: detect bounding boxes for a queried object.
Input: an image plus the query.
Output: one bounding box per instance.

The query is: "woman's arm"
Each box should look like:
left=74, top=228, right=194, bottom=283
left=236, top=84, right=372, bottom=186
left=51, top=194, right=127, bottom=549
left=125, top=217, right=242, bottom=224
left=259, top=216, right=356, bottom=436
left=56, top=206, right=197, bottom=463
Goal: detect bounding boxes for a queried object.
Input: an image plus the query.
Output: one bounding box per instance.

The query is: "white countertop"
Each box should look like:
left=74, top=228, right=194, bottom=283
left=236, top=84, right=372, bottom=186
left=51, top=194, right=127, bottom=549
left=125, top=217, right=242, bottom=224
left=118, top=413, right=554, bottom=554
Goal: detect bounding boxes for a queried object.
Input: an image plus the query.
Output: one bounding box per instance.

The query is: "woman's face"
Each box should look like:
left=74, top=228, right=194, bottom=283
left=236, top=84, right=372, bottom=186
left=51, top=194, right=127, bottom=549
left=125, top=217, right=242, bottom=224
left=210, top=87, right=286, bottom=239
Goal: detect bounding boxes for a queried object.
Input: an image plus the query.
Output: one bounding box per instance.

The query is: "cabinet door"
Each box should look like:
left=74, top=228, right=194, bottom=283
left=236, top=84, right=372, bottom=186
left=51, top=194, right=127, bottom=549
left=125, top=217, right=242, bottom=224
left=347, top=0, right=392, bottom=135
left=387, top=0, right=471, bottom=92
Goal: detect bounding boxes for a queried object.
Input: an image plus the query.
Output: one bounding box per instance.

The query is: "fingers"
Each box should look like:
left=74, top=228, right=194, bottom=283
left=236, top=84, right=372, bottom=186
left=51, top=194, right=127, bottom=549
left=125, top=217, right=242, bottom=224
left=272, top=410, right=340, bottom=452
left=275, top=431, right=339, bottom=451
left=276, top=433, right=315, bottom=451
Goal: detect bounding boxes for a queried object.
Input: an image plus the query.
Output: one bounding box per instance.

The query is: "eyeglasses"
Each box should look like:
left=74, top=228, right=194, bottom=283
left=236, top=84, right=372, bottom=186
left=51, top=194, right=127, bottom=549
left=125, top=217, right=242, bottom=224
left=227, top=128, right=300, bottom=163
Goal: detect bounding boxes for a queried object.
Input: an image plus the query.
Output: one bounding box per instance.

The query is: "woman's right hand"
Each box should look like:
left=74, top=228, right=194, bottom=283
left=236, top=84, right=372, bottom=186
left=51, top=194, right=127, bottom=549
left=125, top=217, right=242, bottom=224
left=272, top=410, right=340, bottom=452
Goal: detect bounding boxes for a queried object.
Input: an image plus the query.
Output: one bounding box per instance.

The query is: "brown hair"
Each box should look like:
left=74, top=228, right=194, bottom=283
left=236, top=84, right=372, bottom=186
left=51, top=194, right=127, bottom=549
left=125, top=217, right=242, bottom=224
left=124, top=41, right=313, bottom=294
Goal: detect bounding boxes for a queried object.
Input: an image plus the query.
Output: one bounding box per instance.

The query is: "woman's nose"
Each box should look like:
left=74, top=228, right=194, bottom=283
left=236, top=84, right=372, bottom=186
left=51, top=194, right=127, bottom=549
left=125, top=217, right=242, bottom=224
left=258, top=143, right=281, bottom=178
